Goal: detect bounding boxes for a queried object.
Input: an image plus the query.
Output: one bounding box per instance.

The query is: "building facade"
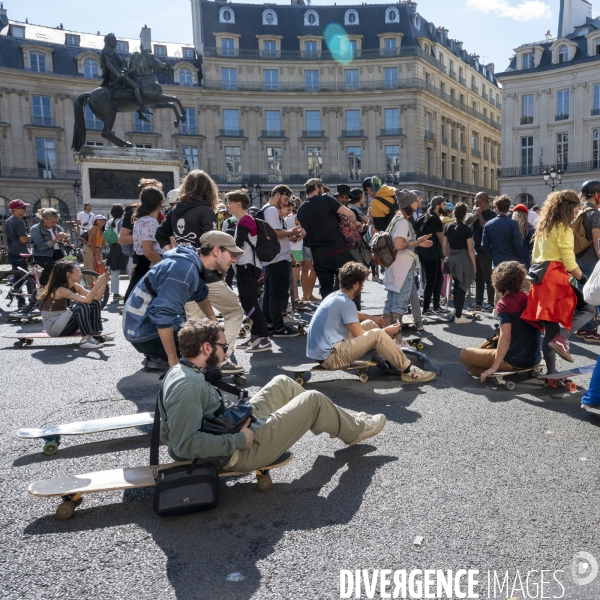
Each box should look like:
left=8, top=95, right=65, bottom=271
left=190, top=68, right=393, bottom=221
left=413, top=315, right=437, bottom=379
left=0, top=0, right=500, bottom=224
left=496, top=0, right=600, bottom=206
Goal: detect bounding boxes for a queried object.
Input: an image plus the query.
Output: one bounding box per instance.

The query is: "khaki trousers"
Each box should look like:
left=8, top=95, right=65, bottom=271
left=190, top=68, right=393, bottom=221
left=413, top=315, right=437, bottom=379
left=459, top=347, right=515, bottom=376
left=185, top=280, right=244, bottom=348
left=321, top=319, right=411, bottom=372
left=229, top=375, right=364, bottom=472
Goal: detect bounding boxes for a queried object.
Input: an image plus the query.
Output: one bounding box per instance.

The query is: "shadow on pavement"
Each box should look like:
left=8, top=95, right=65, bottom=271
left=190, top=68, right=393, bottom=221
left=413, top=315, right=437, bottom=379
left=24, top=445, right=396, bottom=600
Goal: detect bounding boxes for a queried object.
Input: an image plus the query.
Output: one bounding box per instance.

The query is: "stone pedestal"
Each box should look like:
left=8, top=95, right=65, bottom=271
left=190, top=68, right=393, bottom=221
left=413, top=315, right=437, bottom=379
left=74, top=146, right=183, bottom=214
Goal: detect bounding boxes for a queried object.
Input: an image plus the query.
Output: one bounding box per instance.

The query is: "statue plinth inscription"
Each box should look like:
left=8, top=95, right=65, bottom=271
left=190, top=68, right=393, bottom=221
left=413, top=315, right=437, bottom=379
left=89, top=169, right=174, bottom=200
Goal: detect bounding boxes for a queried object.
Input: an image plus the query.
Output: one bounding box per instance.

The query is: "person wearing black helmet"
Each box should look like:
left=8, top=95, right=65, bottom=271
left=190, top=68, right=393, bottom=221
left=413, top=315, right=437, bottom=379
left=574, top=180, right=600, bottom=342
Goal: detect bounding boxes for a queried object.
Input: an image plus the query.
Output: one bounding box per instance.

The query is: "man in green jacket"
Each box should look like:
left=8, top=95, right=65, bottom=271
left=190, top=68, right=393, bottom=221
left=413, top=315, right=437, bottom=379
left=160, top=319, right=387, bottom=471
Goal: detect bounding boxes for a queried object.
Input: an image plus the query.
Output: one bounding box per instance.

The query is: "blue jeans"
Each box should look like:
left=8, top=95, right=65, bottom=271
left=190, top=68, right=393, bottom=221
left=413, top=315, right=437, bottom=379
left=582, top=358, right=600, bottom=406
left=384, top=269, right=414, bottom=316
left=576, top=261, right=597, bottom=331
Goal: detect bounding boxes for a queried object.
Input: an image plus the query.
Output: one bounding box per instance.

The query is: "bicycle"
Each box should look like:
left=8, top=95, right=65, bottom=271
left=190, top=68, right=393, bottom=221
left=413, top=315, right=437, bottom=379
left=0, top=242, right=110, bottom=314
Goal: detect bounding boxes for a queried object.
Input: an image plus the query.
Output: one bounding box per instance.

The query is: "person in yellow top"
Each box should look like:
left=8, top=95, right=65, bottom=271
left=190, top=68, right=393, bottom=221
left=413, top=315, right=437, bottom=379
left=86, top=215, right=108, bottom=281
left=362, top=176, right=398, bottom=231
left=521, top=190, right=591, bottom=372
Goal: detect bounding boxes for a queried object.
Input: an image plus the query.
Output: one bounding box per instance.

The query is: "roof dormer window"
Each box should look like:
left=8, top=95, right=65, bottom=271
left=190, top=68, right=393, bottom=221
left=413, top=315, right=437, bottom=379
left=183, top=47, right=195, bottom=59
left=385, top=7, right=399, bottom=24
left=523, top=52, right=534, bottom=69
left=345, top=9, right=359, bottom=26
left=263, top=9, right=278, bottom=25
left=414, top=14, right=421, bottom=29
left=558, top=45, right=568, bottom=63
left=304, top=10, right=319, bottom=26
left=220, top=7, right=235, bottom=24
left=11, top=25, right=25, bottom=38
left=154, top=45, right=167, bottom=56
left=65, top=34, right=80, bottom=46
left=116, top=41, right=129, bottom=52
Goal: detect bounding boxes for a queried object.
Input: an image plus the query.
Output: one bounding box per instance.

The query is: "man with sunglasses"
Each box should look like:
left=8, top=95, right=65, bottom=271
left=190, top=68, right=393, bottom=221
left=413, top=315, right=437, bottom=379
left=123, top=231, right=243, bottom=371
left=160, top=319, right=388, bottom=469
left=262, top=184, right=303, bottom=338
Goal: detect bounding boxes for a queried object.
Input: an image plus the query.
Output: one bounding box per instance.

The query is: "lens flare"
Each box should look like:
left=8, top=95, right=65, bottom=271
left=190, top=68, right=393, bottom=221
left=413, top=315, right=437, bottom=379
left=324, top=23, right=354, bottom=65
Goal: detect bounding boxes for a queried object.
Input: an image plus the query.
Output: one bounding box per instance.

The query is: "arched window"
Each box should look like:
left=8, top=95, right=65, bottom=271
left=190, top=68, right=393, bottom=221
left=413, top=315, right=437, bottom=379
left=262, top=9, right=277, bottom=25
left=522, top=52, right=534, bottom=69
left=33, top=197, right=71, bottom=221
left=304, top=10, right=319, bottom=26
left=518, top=193, right=535, bottom=208
left=345, top=9, right=359, bottom=26
left=558, top=45, right=568, bottom=63
left=178, top=67, right=193, bottom=86
left=385, top=7, right=400, bottom=23
left=219, top=6, right=235, bottom=24
left=413, top=14, right=421, bottom=29
left=83, top=58, right=99, bottom=78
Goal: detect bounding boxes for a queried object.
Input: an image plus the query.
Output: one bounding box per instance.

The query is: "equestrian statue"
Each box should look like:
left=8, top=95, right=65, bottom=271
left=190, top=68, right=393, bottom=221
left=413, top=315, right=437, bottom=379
left=72, top=33, right=187, bottom=152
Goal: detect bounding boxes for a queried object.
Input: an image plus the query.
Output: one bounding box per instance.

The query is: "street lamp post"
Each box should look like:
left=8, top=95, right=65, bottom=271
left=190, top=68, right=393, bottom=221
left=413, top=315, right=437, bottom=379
left=242, top=182, right=263, bottom=207
left=72, top=180, right=81, bottom=242
left=543, top=166, right=563, bottom=191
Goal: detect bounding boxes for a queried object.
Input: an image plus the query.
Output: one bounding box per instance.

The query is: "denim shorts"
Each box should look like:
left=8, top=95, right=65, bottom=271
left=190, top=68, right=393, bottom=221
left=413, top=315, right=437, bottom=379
left=302, top=246, right=312, bottom=261
left=383, top=270, right=414, bottom=315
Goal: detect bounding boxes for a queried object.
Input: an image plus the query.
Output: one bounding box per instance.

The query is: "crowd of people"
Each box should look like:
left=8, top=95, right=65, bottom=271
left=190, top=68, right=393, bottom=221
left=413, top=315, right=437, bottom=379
left=4, top=170, right=600, bottom=473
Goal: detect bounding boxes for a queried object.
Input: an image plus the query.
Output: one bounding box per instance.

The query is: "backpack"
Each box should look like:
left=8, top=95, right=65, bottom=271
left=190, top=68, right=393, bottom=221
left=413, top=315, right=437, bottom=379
left=414, top=213, right=428, bottom=238
left=573, top=206, right=594, bottom=256
left=103, top=220, right=118, bottom=245
left=370, top=231, right=396, bottom=267
left=247, top=215, right=281, bottom=263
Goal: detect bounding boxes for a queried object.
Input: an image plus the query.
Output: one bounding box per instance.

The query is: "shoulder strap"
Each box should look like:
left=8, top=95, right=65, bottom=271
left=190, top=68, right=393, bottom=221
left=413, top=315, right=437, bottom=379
left=375, top=196, right=396, bottom=210
left=385, top=213, right=405, bottom=234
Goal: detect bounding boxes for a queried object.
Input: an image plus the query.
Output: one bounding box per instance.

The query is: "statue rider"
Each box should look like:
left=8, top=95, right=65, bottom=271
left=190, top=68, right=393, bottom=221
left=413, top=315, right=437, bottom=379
left=100, top=33, right=150, bottom=122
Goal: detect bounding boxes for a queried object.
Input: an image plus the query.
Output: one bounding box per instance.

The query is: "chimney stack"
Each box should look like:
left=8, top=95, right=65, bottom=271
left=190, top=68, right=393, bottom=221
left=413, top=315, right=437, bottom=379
left=140, top=25, right=152, bottom=51
left=545, top=29, right=553, bottom=40
left=0, top=4, right=7, bottom=29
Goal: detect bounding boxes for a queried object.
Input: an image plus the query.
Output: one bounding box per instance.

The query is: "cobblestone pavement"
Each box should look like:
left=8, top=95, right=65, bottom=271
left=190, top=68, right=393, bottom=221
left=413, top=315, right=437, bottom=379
left=1, top=278, right=599, bottom=599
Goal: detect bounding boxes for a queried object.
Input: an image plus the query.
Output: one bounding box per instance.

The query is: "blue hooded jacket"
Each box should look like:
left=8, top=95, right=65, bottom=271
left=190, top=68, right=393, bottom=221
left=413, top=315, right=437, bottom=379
left=123, top=246, right=208, bottom=343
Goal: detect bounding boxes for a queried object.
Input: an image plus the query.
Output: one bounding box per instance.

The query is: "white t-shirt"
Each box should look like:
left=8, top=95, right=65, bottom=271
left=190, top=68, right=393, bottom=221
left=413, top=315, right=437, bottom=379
left=77, top=211, right=96, bottom=231
left=46, top=227, right=59, bottom=250
left=383, top=216, right=416, bottom=294
left=262, top=205, right=290, bottom=265
left=286, top=214, right=303, bottom=252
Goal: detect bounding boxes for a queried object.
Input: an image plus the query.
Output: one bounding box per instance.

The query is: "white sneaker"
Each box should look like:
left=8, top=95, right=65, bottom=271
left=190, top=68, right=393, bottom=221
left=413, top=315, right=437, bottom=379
left=221, top=360, right=244, bottom=374
left=347, top=414, right=387, bottom=446
left=401, top=365, right=436, bottom=383
left=80, top=338, right=103, bottom=349
left=454, top=316, right=472, bottom=324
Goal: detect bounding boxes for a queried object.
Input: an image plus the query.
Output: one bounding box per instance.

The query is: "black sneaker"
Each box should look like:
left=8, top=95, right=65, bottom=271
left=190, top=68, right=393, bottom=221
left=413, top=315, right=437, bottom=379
left=422, top=309, right=436, bottom=317
left=471, top=303, right=483, bottom=310
left=481, top=302, right=493, bottom=312
left=273, top=326, right=300, bottom=338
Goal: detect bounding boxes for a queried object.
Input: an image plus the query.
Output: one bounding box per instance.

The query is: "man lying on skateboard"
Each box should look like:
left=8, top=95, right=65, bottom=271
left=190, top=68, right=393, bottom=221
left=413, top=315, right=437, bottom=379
left=306, top=262, right=436, bottom=383
left=159, top=319, right=387, bottom=471
left=123, top=231, right=240, bottom=371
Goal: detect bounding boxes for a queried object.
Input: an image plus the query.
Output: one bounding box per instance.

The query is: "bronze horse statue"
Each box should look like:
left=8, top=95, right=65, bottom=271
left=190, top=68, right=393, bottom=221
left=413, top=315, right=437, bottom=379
left=72, top=47, right=186, bottom=152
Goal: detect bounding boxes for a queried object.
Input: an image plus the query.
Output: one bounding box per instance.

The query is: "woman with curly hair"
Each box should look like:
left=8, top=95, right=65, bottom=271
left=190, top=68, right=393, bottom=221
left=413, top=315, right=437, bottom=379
left=521, top=190, right=592, bottom=373
left=460, top=261, right=542, bottom=379
left=511, top=204, right=535, bottom=269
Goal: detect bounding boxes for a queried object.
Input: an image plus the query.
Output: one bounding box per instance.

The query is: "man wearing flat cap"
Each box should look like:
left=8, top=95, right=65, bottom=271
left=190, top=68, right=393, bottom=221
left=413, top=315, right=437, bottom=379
left=123, top=231, right=241, bottom=370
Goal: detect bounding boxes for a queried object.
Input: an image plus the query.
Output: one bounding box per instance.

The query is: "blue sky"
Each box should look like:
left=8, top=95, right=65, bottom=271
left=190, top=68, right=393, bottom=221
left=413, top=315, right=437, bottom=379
left=11, top=0, right=573, bottom=72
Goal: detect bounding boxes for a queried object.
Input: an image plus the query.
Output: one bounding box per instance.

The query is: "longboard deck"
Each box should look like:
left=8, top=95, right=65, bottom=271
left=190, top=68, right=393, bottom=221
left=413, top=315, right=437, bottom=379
left=17, top=412, right=155, bottom=439
left=4, top=331, right=115, bottom=339
left=541, top=365, right=595, bottom=380
left=280, top=361, right=377, bottom=385
left=29, top=452, right=293, bottom=510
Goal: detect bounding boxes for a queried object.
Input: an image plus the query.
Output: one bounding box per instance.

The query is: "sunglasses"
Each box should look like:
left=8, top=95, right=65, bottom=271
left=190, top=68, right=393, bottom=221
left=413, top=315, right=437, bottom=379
left=212, top=342, right=229, bottom=353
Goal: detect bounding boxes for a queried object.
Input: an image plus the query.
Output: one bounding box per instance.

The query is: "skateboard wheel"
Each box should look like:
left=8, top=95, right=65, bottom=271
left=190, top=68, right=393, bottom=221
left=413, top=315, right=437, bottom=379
left=493, top=377, right=502, bottom=386
left=43, top=441, right=59, bottom=456
left=505, top=381, right=516, bottom=391
left=358, top=373, right=369, bottom=383
left=118, top=308, right=123, bottom=316
left=26, top=338, right=34, bottom=346
left=233, top=375, right=246, bottom=386
left=14, top=341, right=24, bottom=348
left=551, top=380, right=560, bottom=389
left=294, top=376, right=305, bottom=386
left=416, top=342, right=425, bottom=351
left=566, top=381, right=578, bottom=392
left=55, top=501, right=75, bottom=521
left=257, top=474, right=273, bottom=492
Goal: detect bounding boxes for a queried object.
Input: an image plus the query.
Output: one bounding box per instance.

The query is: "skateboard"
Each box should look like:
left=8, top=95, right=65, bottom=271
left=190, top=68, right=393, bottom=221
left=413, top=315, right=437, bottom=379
left=402, top=332, right=433, bottom=351
left=4, top=311, right=42, bottom=324
left=17, top=412, right=155, bottom=456
left=422, top=312, right=454, bottom=324
left=279, top=360, right=377, bottom=386
left=283, top=319, right=308, bottom=334
left=539, top=364, right=596, bottom=392
left=481, top=364, right=546, bottom=391
left=583, top=404, right=600, bottom=416
left=28, top=451, right=293, bottom=521
left=4, top=331, right=115, bottom=348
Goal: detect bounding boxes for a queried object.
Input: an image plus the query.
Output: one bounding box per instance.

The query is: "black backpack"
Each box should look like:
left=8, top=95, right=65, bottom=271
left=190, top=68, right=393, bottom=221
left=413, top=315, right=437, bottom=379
left=375, top=195, right=399, bottom=228
left=247, top=214, right=280, bottom=263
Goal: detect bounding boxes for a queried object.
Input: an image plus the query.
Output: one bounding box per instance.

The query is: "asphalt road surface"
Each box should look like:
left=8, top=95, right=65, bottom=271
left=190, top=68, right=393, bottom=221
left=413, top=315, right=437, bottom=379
left=1, top=278, right=599, bottom=600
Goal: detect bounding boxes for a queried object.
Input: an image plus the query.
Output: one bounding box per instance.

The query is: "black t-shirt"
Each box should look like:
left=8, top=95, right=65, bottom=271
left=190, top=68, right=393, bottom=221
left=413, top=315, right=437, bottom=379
left=471, top=208, right=496, bottom=252
left=297, top=194, right=346, bottom=253
left=122, top=207, right=135, bottom=232
left=416, top=213, right=443, bottom=261
left=445, top=222, right=472, bottom=250
left=5, top=216, right=29, bottom=255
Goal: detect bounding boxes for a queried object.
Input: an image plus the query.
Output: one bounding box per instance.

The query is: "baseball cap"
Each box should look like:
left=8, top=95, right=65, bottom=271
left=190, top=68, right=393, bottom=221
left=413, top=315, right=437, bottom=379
left=8, top=199, right=29, bottom=209
left=216, top=202, right=227, bottom=213
left=304, top=178, right=330, bottom=192
left=430, top=196, right=446, bottom=209
left=93, top=214, right=108, bottom=223
left=199, top=231, right=243, bottom=255
left=445, top=202, right=455, bottom=211
left=349, top=188, right=363, bottom=202
left=166, top=189, right=179, bottom=204
left=411, top=190, right=424, bottom=197
left=513, top=204, right=529, bottom=214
